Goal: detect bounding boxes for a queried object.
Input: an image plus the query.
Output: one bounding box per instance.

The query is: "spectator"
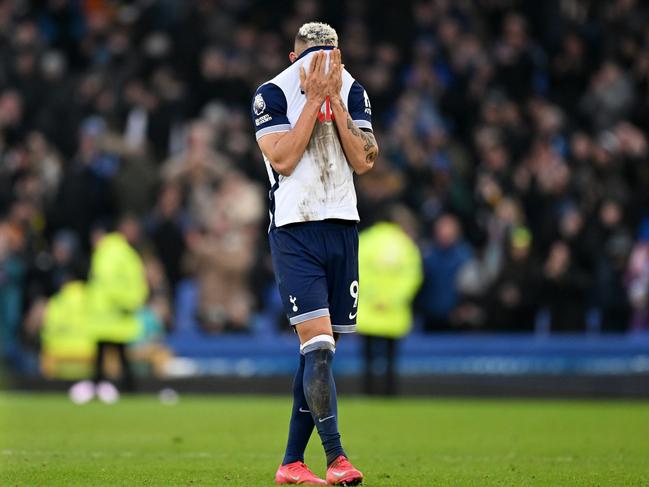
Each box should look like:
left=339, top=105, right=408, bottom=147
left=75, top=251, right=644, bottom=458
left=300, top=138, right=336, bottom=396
left=161, top=120, right=230, bottom=228
left=144, top=184, right=189, bottom=296
left=626, top=218, right=649, bottom=331
left=484, top=227, right=540, bottom=332
left=580, top=61, right=633, bottom=132
left=416, top=214, right=473, bottom=331
left=183, top=171, right=263, bottom=333
left=493, top=13, right=542, bottom=103
left=51, top=117, right=117, bottom=246
left=540, top=241, right=589, bottom=332
left=593, top=200, right=633, bottom=331
left=28, top=230, right=84, bottom=299
left=24, top=131, right=62, bottom=203
left=0, top=222, right=25, bottom=364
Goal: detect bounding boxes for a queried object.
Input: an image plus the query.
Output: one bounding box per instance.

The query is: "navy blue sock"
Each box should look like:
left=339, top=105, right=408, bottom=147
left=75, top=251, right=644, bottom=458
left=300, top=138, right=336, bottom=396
left=302, top=348, right=346, bottom=466
left=282, top=354, right=315, bottom=465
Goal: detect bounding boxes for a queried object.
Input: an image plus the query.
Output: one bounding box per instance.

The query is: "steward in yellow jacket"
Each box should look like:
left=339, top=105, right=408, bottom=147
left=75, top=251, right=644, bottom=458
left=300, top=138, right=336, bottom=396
left=356, top=221, right=422, bottom=395
left=41, top=280, right=95, bottom=377
left=87, top=231, right=148, bottom=392
left=41, top=231, right=148, bottom=387
left=356, top=222, right=423, bottom=338
left=87, top=232, right=148, bottom=344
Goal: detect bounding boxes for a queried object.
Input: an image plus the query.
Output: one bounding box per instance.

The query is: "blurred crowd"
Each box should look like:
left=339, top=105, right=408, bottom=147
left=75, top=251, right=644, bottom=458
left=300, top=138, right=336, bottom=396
left=2, top=0, right=649, bottom=368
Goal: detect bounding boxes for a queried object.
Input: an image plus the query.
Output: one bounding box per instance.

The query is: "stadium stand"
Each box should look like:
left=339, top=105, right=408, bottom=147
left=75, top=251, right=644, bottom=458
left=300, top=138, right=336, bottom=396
left=1, top=0, right=649, bottom=384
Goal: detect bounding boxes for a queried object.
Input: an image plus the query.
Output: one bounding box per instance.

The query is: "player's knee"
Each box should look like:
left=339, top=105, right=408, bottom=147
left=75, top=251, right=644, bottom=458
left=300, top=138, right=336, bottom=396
left=300, top=334, right=335, bottom=355
left=295, top=316, right=333, bottom=343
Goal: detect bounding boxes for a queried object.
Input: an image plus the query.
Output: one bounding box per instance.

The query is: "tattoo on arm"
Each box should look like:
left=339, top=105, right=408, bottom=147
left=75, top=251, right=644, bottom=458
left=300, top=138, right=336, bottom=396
left=344, top=110, right=378, bottom=164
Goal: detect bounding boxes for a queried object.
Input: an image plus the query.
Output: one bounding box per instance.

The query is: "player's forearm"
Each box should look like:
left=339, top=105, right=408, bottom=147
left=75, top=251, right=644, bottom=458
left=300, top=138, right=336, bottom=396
left=330, top=96, right=378, bottom=175
left=262, top=100, right=322, bottom=176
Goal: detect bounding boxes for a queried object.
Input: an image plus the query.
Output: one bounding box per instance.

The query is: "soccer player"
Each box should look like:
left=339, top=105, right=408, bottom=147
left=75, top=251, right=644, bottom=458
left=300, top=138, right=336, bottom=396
left=252, top=22, right=378, bottom=486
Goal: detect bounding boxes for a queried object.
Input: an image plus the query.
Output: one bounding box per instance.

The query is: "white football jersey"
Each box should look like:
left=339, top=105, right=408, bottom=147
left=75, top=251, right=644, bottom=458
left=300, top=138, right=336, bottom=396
left=252, top=46, right=373, bottom=229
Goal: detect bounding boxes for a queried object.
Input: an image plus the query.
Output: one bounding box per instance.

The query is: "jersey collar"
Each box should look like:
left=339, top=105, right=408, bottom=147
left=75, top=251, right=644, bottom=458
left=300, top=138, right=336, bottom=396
left=296, top=45, right=335, bottom=61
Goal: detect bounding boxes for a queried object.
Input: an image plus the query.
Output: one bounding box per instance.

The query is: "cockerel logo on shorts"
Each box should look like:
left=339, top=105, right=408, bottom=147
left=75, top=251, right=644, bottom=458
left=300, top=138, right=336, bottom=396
left=289, top=295, right=298, bottom=312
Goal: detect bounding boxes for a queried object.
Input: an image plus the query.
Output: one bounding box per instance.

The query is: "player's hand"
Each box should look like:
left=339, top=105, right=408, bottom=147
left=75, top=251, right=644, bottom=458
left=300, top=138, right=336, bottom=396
left=299, top=51, right=328, bottom=104
left=326, top=48, right=343, bottom=98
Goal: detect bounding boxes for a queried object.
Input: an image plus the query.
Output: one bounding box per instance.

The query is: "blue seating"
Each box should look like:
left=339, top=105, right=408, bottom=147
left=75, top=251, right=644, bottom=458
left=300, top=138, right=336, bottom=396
left=165, top=328, right=649, bottom=377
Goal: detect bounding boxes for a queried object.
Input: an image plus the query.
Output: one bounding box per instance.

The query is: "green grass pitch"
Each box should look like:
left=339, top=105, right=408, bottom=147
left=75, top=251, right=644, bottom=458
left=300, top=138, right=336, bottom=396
left=2, top=392, right=649, bottom=486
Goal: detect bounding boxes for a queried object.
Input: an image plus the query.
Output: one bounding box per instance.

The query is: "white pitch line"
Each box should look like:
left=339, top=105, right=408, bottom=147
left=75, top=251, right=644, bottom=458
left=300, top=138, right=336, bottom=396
left=1, top=449, right=214, bottom=459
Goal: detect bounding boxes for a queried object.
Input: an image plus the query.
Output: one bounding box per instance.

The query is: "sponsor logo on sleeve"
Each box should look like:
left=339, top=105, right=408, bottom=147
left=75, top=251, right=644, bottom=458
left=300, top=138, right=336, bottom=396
left=255, top=114, right=272, bottom=126
left=363, top=90, right=371, bottom=115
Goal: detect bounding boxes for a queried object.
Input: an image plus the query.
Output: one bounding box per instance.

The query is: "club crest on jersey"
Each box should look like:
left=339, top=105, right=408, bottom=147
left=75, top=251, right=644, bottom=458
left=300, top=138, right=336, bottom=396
left=253, top=94, right=266, bottom=116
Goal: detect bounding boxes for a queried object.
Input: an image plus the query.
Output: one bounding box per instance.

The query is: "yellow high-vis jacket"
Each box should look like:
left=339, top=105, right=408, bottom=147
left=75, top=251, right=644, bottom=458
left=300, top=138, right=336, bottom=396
left=42, top=281, right=95, bottom=359
left=356, top=222, right=423, bottom=338
left=87, top=233, right=148, bottom=343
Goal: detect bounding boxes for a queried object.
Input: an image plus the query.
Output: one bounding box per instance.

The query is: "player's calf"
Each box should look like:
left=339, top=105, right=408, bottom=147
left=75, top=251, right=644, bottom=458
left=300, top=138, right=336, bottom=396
left=300, top=334, right=346, bottom=466
left=282, top=354, right=315, bottom=466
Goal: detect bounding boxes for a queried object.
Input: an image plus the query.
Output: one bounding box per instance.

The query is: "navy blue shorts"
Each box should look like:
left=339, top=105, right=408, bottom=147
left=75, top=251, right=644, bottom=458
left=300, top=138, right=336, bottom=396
left=269, top=220, right=359, bottom=333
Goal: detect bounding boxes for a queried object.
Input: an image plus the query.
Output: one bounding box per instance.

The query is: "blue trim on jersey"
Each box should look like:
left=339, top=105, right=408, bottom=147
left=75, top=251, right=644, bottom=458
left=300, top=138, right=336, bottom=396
left=347, top=80, right=372, bottom=130
left=296, top=45, right=335, bottom=61
left=268, top=166, right=281, bottom=231
left=252, top=83, right=290, bottom=137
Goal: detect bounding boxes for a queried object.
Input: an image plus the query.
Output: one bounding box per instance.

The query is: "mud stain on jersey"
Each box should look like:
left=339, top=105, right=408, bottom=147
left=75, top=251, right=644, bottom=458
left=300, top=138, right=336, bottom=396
left=310, top=121, right=340, bottom=189
left=298, top=120, right=347, bottom=217
left=298, top=198, right=318, bottom=221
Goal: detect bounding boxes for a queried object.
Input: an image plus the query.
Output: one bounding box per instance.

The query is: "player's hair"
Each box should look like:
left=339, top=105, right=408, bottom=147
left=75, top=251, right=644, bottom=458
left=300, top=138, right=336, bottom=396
left=295, top=22, right=338, bottom=48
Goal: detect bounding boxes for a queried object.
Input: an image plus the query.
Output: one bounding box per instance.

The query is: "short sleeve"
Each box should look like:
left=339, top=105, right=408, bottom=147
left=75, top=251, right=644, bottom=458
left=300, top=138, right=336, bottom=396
left=347, top=80, right=373, bottom=131
left=252, top=83, right=291, bottom=140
